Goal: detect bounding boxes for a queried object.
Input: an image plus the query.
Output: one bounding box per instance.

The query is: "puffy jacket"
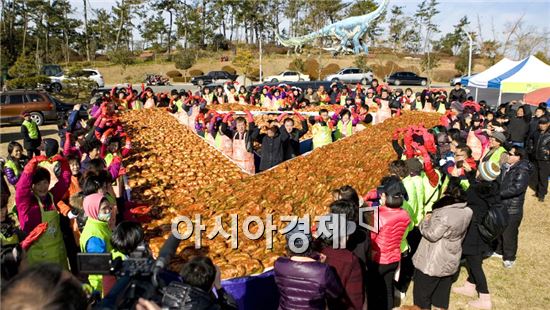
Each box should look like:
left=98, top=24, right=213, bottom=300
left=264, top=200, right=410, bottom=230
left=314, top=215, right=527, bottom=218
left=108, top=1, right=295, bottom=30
left=274, top=257, right=345, bottom=310
left=370, top=206, right=410, bottom=264
left=498, top=160, right=532, bottom=215
left=413, top=199, right=472, bottom=277
left=507, top=116, right=530, bottom=143
left=449, top=88, right=467, bottom=103
left=321, top=247, right=364, bottom=310
left=529, top=128, right=550, bottom=161
left=257, top=129, right=289, bottom=172
left=162, top=282, right=237, bottom=310
left=282, top=120, right=308, bottom=160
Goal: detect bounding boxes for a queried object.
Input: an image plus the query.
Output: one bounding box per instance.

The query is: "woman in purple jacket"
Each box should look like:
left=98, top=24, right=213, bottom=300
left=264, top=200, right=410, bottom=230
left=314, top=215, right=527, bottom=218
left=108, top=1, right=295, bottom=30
left=274, top=223, right=345, bottom=310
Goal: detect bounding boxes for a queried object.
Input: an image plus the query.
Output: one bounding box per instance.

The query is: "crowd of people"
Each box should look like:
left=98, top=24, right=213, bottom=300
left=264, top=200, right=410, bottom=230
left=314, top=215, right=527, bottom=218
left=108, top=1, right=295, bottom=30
left=0, top=78, right=548, bottom=310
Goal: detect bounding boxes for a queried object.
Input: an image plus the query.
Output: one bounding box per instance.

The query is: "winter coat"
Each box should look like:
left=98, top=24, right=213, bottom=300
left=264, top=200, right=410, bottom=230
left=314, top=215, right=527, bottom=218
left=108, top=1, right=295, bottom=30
left=321, top=247, right=364, bottom=310
left=463, top=181, right=499, bottom=255
left=449, top=88, right=467, bottom=103
left=528, top=128, right=550, bottom=161
left=221, top=122, right=259, bottom=154
left=282, top=120, right=308, bottom=160
left=162, top=282, right=238, bottom=310
left=498, top=160, right=532, bottom=215
left=413, top=199, right=472, bottom=277
left=370, top=205, right=411, bottom=264
left=274, top=257, right=345, bottom=310
left=15, top=159, right=71, bottom=234
left=257, top=129, right=289, bottom=171
left=507, top=116, right=530, bottom=143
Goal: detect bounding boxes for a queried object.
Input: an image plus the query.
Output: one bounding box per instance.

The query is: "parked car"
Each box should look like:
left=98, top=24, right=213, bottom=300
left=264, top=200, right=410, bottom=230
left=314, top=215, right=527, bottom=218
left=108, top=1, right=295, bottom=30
left=0, top=90, right=86, bottom=126
left=191, top=71, right=238, bottom=86
left=385, top=71, right=428, bottom=86
left=48, top=69, right=105, bottom=93
left=325, top=67, right=374, bottom=84
left=263, top=70, right=310, bottom=83
left=40, top=64, right=64, bottom=77
left=245, top=80, right=345, bottom=93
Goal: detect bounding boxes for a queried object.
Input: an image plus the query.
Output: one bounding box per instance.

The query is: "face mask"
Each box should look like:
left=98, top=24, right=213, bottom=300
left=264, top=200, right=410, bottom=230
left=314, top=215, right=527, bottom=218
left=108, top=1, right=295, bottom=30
left=98, top=212, right=111, bottom=222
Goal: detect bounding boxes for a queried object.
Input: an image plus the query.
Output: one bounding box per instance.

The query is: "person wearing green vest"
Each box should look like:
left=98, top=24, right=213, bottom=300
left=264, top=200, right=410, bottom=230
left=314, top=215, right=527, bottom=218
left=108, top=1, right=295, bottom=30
left=81, top=192, right=115, bottom=295
left=480, top=131, right=507, bottom=166
left=4, top=141, right=27, bottom=185
left=20, top=111, right=42, bottom=158
left=15, top=155, right=71, bottom=269
left=334, top=110, right=354, bottom=141
left=312, top=109, right=333, bottom=149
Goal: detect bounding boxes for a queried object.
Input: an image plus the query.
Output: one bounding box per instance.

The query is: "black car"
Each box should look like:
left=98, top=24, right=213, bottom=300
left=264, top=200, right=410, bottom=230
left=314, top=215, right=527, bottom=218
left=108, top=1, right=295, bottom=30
left=385, top=72, right=428, bottom=86
left=190, top=71, right=238, bottom=86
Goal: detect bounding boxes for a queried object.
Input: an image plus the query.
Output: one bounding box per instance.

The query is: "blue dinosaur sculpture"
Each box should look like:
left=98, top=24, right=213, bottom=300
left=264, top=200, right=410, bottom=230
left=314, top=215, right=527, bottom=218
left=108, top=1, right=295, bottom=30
left=276, top=0, right=389, bottom=55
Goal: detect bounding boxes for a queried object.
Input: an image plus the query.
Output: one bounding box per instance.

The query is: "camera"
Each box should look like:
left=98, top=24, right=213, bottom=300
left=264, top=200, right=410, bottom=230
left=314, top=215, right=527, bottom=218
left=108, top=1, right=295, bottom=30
left=78, top=236, right=181, bottom=309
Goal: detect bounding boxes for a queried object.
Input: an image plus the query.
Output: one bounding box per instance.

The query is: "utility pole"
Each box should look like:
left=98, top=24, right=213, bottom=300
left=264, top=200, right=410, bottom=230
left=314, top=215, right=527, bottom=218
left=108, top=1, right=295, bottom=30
left=259, top=31, right=263, bottom=83
left=463, top=29, right=473, bottom=76
left=84, top=0, right=90, bottom=61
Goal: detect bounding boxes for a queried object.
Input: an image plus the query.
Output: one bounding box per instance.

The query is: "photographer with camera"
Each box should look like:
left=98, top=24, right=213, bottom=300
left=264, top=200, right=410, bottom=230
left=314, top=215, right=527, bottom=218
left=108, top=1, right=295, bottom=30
left=162, top=256, right=237, bottom=310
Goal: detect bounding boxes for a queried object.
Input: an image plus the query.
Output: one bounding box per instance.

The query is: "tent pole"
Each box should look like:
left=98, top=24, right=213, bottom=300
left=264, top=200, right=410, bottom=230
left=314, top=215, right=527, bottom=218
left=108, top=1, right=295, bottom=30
left=498, top=88, right=502, bottom=106
left=475, top=88, right=478, bottom=102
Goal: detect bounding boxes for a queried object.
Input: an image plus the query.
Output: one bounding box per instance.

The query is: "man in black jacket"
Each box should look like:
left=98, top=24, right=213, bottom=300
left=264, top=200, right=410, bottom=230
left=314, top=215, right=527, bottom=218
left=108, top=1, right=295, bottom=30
left=528, top=116, right=550, bottom=202
left=449, top=82, right=467, bottom=103
left=280, top=112, right=309, bottom=160
left=163, top=256, right=237, bottom=310
left=256, top=124, right=289, bottom=172
left=496, top=147, right=532, bottom=268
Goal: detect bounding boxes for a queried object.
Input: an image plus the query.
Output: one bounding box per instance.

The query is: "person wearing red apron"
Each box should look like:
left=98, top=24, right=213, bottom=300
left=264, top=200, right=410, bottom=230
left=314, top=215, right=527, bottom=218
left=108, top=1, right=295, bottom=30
left=15, top=155, right=71, bottom=269
left=221, top=111, right=259, bottom=174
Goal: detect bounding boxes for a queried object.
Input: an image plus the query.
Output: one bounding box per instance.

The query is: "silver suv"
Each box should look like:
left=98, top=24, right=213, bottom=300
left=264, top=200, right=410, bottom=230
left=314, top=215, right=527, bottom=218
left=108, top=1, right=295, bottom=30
left=325, top=67, right=374, bottom=84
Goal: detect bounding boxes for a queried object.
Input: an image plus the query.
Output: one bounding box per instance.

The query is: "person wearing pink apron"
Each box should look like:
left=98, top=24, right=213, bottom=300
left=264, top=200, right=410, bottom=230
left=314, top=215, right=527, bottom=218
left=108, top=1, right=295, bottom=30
left=221, top=111, right=259, bottom=174
left=377, top=99, right=392, bottom=123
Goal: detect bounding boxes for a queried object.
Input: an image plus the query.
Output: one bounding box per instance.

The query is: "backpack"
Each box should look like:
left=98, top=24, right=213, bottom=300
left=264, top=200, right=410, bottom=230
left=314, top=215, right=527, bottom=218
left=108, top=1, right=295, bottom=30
left=478, top=201, right=509, bottom=243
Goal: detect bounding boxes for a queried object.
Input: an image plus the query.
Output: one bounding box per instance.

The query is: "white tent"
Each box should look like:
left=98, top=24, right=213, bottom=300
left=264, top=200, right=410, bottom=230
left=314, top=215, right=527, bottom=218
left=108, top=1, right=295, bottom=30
left=465, top=58, right=520, bottom=89
left=490, top=56, right=550, bottom=94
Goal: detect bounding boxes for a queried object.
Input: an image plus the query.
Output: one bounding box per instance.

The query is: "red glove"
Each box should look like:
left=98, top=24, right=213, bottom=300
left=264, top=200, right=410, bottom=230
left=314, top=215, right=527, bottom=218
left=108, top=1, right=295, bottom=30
left=277, top=113, right=288, bottom=123
left=21, top=222, right=48, bottom=251
left=392, top=129, right=401, bottom=141
left=293, top=110, right=305, bottom=121
left=422, top=131, right=437, bottom=154
left=244, top=110, right=254, bottom=123
left=314, top=116, right=323, bottom=123
left=222, top=112, right=234, bottom=123
left=404, top=128, right=414, bottom=159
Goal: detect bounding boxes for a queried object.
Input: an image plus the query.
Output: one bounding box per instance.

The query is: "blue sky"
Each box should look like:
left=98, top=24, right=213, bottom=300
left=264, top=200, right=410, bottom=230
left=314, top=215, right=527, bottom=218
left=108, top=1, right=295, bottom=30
left=70, top=0, right=549, bottom=46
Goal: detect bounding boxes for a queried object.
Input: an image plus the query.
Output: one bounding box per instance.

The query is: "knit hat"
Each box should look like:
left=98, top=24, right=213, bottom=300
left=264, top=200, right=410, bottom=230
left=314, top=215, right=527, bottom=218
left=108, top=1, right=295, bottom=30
left=83, top=193, right=106, bottom=220
left=450, top=101, right=464, bottom=113
left=478, top=161, right=501, bottom=182
left=43, top=139, right=59, bottom=158
left=491, top=132, right=507, bottom=144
